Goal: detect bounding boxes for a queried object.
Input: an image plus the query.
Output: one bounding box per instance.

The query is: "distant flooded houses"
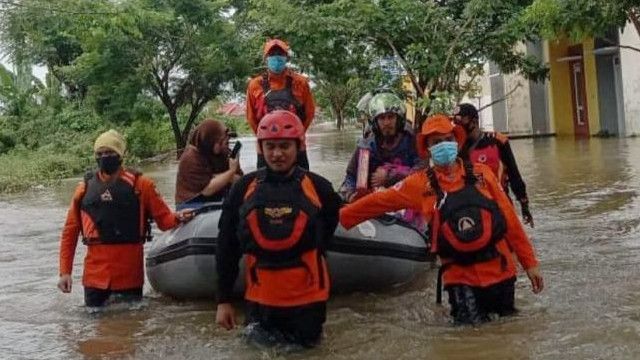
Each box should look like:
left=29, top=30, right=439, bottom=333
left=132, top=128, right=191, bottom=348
left=470, top=22, right=640, bottom=138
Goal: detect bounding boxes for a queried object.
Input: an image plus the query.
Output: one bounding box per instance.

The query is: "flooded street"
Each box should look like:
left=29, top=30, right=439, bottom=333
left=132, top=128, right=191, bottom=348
left=2, top=130, right=640, bottom=359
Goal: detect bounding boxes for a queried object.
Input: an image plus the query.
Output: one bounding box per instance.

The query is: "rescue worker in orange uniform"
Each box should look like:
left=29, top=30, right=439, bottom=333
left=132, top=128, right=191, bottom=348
left=340, top=115, right=544, bottom=325
left=246, top=38, right=315, bottom=170
left=57, top=130, right=194, bottom=307
left=452, top=103, right=534, bottom=227
left=215, top=110, right=340, bottom=347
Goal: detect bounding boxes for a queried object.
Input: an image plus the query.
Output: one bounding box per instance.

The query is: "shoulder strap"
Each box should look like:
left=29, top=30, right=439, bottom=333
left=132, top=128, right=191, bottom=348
left=463, top=160, right=477, bottom=186
left=77, top=173, right=96, bottom=239
left=261, top=72, right=270, bottom=94
left=83, top=171, right=95, bottom=183
left=285, top=75, right=293, bottom=90
left=256, top=168, right=268, bottom=184
left=292, top=166, right=305, bottom=182
left=426, top=167, right=444, bottom=204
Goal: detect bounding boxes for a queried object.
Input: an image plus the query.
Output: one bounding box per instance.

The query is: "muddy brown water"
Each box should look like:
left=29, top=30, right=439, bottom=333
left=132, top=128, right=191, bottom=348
left=1, top=130, right=640, bottom=359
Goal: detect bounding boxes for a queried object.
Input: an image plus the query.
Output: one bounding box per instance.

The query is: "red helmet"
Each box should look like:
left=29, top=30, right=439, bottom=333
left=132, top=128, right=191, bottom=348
left=257, top=110, right=305, bottom=143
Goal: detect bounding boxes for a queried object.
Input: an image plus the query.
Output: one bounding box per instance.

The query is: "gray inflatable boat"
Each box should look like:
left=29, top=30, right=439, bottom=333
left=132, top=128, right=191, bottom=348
left=146, top=204, right=433, bottom=299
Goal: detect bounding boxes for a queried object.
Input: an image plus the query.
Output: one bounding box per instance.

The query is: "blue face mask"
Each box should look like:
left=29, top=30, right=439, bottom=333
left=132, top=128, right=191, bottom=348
left=266, top=55, right=287, bottom=73
left=429, top=141, right=458, bottom=166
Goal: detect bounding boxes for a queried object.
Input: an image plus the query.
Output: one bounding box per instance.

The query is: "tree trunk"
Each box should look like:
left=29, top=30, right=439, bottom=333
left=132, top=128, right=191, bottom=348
left=330, top=98, right=346, bottom=130
left=168, top=110, right=185, bottom=158
left=336, top=108, right=344, bottom=130
left=629, top=8, right=640, bottom=39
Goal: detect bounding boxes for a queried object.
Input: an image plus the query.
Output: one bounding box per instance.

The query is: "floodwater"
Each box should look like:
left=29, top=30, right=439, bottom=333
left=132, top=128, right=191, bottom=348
left=2, top=129, right=640, bottom=359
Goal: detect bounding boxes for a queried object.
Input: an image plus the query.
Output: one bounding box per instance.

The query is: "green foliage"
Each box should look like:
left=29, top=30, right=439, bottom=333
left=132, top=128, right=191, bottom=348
left=328, top=0, right=549, bottom=121
left=241, top=0, right=549, bottom=125
left=1, top=0, right=253, bottom=151
left=218, top=114, right=252, bottom=135
left=0, top=132, right=16, bottom=155
left=244, top=0, right=383, bottom=128
left=0, top=147, right=93, bottom=193
left=523, top=0, right=639, bottom=43
left=0, top=93, right=178, bottom=192
left=125, top=120, right=175, bottom=160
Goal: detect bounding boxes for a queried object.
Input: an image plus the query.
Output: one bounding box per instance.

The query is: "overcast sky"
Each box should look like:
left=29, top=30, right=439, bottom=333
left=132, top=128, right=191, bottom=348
left=1, top=52, right=48, bottom=81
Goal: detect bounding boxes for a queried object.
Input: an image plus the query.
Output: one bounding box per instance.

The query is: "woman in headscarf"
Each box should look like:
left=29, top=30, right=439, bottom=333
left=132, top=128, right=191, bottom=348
left=175, top=119, right=241, bottom=209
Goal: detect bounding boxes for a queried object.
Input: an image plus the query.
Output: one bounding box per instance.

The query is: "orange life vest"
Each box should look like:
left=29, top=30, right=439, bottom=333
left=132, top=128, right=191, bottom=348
left=238, top=168, right=329, bottom=307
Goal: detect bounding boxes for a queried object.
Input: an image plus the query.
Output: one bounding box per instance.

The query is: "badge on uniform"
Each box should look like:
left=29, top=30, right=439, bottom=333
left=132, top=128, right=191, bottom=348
left=264, top=206, right=293, bottom=225
left=457, top=217, right=476, bottom=232
left=100, top=189, right=113, bottom=202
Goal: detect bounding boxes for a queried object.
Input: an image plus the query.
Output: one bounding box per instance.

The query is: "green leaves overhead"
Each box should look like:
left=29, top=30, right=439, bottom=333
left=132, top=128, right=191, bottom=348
left=523, top=0, right=640, bottom=44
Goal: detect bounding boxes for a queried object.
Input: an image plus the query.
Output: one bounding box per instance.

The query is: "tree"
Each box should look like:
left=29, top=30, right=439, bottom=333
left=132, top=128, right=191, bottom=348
left=333, top=0, right=548, bottom=123
left=0, top=0, right=110, bottom=100
left=134, top=0, right=252, bottom=151
left=524, top=0, right=640, bottom=52
left=0, top=63, right=44, bottom=117
left=1, top=0, right=252, bottom=152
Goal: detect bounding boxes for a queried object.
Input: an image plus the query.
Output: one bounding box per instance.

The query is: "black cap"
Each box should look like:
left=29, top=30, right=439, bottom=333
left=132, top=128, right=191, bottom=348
left=452, top=103, right=478, bottom=119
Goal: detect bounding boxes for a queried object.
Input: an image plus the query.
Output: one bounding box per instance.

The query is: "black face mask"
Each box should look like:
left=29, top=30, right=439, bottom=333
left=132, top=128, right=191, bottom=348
left=463, top=118, right=478, bottom=134
left=96, top=154, right=122, bottom=175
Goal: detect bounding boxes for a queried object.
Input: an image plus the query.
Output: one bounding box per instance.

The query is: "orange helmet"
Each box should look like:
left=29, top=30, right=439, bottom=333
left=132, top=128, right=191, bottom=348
left=257, top=110, right=305, bottom=144
left=416, top=114, right=466, bottom=158
left=263, top=38, right=290, bottom=58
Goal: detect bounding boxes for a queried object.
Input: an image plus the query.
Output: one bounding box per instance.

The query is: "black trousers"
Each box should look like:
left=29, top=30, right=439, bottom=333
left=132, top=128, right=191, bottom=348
left=84, top=287, right=143, bottom=307
left=257, top=150, right=309, bottom=170
left=446, top=277, right=516, bottom=325
left=244, top=301, right=326, bottom=348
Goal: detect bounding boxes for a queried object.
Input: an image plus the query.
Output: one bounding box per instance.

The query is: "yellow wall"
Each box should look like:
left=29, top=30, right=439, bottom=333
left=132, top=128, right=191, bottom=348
left=582, top=40, right=601, bottom=135
left=547, top=38, right=601, bottom=136
left=402, top=76, right=416, bottom=126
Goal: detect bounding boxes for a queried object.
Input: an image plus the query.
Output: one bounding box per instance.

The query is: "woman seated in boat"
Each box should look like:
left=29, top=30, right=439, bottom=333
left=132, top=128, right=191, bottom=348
left=175, top=119, right=242, bottom=210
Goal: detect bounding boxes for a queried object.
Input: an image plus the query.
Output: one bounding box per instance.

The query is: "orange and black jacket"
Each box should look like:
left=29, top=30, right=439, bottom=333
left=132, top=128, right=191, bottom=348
left=461, top=132, right=528, bottom=203
left=59, top=169, right=179, bottom=290
left=246, top=69, right=315, bottom=133
left=340, top=160, right=539, bottom=288
left=216, top=168, right=341, bottom=305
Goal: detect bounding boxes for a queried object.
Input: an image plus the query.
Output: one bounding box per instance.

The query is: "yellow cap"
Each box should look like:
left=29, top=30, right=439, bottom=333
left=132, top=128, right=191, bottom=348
left=93, top=129, right=126, bottom=156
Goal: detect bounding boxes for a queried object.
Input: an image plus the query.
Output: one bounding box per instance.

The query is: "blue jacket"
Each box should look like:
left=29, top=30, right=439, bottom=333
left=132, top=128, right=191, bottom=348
left=339, top=129, right=420, bottom=201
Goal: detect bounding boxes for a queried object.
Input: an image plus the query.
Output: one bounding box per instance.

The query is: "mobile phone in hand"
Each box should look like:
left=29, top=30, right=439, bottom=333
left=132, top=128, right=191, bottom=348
left=230, top=141, right=242, bottom=159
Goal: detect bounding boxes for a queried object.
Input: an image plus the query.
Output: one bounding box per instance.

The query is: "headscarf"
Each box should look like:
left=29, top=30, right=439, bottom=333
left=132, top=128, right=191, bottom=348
left=175, top=120, right=230, bottom=203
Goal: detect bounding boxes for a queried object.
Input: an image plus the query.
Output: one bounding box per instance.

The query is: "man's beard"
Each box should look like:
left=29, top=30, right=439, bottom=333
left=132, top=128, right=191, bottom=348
left=380, top=132, right=397, bottom=146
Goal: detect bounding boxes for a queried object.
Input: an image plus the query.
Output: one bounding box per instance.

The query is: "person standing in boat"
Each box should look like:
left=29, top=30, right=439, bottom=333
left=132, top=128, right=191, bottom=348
left=175, top=119, right=242, bottom=210
left=246, top=38, right=315, bottom=170
left=338, top=91, right=419, bottom=203
left=57, top=130, right=194, bottom=308
left=215, top=110, right=341, bottom=348
left=452, top=103, right=534, bottom=227
left=339, top=115, right=544, bottom=325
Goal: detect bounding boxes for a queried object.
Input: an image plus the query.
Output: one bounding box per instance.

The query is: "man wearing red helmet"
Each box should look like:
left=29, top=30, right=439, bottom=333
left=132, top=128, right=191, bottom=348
left=215, top=110, right=340, bottom=347
left=340, top=114, right=543, bottom=325
left=246, top=38, right=315, bottom=170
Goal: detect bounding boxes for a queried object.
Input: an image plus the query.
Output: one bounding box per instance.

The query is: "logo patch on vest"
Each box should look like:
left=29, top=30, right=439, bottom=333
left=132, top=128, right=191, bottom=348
left=458, top=217, right=476, bottom=232
left=100, top=190, right=113, bottom=202
left=264, top=206, right=292, bottom=220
